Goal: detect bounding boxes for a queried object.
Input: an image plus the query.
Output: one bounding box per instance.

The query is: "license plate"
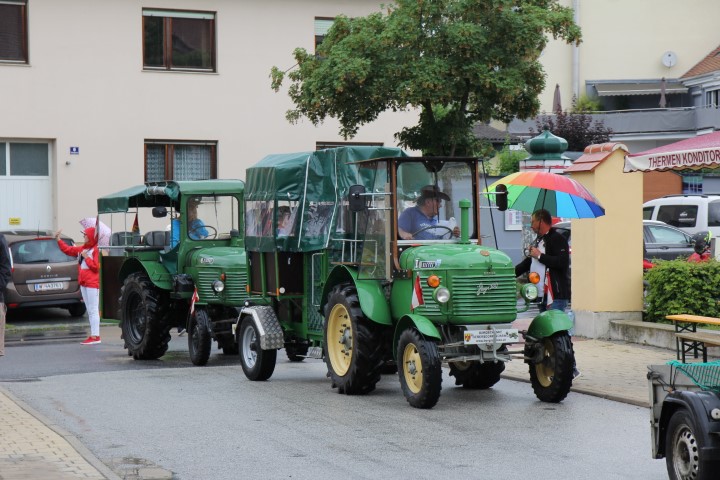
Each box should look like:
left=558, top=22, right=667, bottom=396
left=35, top=282, right=64, bottom=292
left=464, top=328, right=519, bottom=345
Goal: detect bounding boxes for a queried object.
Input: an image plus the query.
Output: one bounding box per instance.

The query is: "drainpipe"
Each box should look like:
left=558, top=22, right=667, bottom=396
left=573, top=0, right=580, bottom=101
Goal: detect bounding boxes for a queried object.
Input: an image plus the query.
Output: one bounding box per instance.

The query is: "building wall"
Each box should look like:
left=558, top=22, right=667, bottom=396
left=540, top=0, right=720, bottom=113
left=643, top=171, right=682, bottom=202
left=571, top=149, right=644, bottom=313
left=0, top=0, right=417, bottom=235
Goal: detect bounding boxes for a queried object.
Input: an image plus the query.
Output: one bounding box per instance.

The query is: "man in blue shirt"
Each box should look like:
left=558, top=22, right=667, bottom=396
left=170, top=197, right=208, bottom=248
left=398, top=185, right=459, bottom=240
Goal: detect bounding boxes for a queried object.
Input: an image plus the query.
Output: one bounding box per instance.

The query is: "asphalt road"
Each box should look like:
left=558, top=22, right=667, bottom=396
left=1, top=326, right=667, bottom=480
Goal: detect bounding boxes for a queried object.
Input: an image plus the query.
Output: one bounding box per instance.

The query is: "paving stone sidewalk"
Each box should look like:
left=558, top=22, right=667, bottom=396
left=502, top=336, right=675, bottom=407
left=0, top=386, right=120, bottom=480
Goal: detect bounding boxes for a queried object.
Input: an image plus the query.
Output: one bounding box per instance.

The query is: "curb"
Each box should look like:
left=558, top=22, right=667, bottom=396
left=5, top=322, right=118, bottom=345
left=500, top=372, right=648, bottom=408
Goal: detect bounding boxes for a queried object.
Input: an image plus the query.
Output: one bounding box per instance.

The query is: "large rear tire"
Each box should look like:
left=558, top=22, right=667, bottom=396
left=239, top=317, right=277, bottom=381
left=188, top=309, right=212, bottom=366
left=449, top=360, right=505, bottom=389
left=397, top=328, right=442, bottom=409
left=119, top=272, right=171, bottom=360
left=527, top=332, right=574, bottom=403
left=323, top=283, right=385, bottom=395
left=666, top=409, right=709, bottom=480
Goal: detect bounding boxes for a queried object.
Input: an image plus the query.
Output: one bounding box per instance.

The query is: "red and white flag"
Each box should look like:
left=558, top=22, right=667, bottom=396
left=544, top=271, right=554, bottom=306
left=131, top=212, right=140, bottom=233
left=190, top=287, right=199, bottom=316
left=411, top=275, right=424, bottom=310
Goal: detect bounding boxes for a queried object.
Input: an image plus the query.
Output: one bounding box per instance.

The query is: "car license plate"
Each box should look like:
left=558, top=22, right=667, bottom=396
left=35, top=282, right=64, bottom=292
left=464, top=328, right=519, bottom=345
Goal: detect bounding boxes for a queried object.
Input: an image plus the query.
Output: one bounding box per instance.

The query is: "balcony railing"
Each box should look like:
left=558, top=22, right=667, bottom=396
left=508, top=106, right=720, bottom=139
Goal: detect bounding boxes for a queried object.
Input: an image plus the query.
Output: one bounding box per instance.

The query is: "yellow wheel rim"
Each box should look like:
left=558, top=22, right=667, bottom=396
left=535, top=338, right=556, bottom=387
left=402, top=342, right=423, bottom=394
left=327, top=303, right=353, bottom=376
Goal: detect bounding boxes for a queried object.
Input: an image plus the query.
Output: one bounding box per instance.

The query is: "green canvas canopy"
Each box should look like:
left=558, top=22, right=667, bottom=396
left=245, top=146, right=407, bottom=252
left=97, top=180, right=244, bottom=213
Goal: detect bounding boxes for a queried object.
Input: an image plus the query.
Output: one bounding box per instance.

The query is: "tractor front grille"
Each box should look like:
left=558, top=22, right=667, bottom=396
left=416, top=272, right=517, bottom=320
left=197, top=270, right=249, bottom=305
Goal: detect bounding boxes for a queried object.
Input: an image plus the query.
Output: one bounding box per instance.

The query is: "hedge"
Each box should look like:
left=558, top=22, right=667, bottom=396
left=644, top=259, right=720, bottom=323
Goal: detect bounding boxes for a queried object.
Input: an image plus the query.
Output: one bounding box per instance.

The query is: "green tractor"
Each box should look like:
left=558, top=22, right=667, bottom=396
left=236, top=146, right=574, bottom=408
left=97, top=180, right=249, bottom=365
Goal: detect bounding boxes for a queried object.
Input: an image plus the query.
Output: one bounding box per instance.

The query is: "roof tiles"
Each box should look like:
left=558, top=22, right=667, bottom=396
left=565, top=143, right=628, bottom=173
left=681, top=44, right=720, bottom=79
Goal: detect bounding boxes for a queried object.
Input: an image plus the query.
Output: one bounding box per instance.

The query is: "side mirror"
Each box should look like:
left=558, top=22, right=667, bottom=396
left=495, top=184, right=508, bottom=211
left=348, top=185, right=368, bottom=212
left=152, top=206, right=168, bottom=218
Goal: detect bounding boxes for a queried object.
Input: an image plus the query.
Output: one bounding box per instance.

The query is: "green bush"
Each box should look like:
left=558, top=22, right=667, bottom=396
left=645, top=259, right=720, bottom=322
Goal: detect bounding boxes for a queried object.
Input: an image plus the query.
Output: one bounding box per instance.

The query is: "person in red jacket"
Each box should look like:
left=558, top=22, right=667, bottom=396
left=688, top=231, right=712, bottom=263
left=55, top=227, right=101, bottom=345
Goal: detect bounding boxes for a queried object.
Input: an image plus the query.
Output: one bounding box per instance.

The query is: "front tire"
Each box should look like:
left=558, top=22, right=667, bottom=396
left=397, top=328, right=442, bottom=409
left=188, top=309, right=212, bottom=366
left=323, top=284, right=385, bottom=395
left=527, top=332, right=574, bottom=403
left=666, top=409, right=708, bottom=480
left=118, top=272, right=171, bottom=360
left=449, top=360, right=505, bottom=389
left=239, top=317, right=277, bottom=381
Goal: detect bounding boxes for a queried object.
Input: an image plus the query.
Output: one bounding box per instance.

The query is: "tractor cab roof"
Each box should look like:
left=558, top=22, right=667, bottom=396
left=97, top=179, right=245, bottom=213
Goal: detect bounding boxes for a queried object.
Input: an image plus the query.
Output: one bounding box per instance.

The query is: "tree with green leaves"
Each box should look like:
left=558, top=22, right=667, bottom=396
left=271, top=0, right=581, bottom=156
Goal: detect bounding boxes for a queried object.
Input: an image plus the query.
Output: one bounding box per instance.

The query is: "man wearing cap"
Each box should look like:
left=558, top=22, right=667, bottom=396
left=399, top=185, right=459, bottom=240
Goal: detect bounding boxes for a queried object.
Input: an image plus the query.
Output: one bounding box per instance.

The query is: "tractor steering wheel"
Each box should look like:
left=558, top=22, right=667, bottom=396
left=411, top=225, right=454, bottom=240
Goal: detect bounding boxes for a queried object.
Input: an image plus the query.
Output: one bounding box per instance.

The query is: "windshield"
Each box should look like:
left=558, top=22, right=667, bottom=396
left=185, top=195, right=239, bottom=241
left=11, top=239, right=76, bottom=264
left=396, top=161, right=475, bottom=241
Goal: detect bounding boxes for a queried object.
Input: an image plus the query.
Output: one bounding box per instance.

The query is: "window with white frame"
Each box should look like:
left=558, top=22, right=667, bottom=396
left=144, top=141, right=217, bottom=181
left=706, top=89, right=720, bottom=108
left=0, top=0, right=28, bottom=63
left=0, top=142, right=48, bottom=176
left=142, top=9, right=216, bottom=72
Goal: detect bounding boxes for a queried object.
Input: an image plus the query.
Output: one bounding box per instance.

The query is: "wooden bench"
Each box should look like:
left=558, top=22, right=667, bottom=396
left=666, top=314, right=720, bottom=362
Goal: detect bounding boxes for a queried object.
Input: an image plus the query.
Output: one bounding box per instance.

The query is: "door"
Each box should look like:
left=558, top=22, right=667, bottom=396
left=0, top=142, right=53, bottom=230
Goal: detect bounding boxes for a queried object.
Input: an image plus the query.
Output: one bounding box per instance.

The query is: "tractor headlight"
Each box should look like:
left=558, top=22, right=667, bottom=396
left=521, top=283, right=538, bottom=301
left=212, top=280, right=225, bottom=293
left=434, top=287, right=451, bottom=304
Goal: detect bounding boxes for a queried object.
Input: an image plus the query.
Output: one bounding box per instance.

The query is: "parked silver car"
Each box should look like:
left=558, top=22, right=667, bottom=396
left=553, top=220, right=694, bottom=261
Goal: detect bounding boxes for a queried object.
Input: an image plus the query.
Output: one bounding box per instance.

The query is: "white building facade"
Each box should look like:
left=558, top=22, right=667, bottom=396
left=0, top=0, right=417, bottom=234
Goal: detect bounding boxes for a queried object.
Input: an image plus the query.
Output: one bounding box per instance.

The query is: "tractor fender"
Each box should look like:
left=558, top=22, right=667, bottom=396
left=235, top=305, right=284, bottom=350
left=392, top=314, right=442, bottom=359
left=118, top=258, right=173, bottom=291
left=527, top=309, right=573, bottom=339
left=321, top=265, right=391, bottom=326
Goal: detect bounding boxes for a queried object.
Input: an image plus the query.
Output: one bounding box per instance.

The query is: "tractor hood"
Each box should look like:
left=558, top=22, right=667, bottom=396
left=400, top=244, right=514, bottom=273
left=188, top=246, right=246, bottom=269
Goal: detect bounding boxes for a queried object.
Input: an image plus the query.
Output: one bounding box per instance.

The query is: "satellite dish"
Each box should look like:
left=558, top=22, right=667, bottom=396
left=662, top=51, right=677, bottom=68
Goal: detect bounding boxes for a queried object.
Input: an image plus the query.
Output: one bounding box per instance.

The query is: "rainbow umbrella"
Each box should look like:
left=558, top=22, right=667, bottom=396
left=487, top=171, right=605, bottom=218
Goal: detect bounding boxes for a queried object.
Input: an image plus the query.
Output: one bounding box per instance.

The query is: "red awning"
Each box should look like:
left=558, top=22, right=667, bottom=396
left=624, top=131, right=720, bottom=172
